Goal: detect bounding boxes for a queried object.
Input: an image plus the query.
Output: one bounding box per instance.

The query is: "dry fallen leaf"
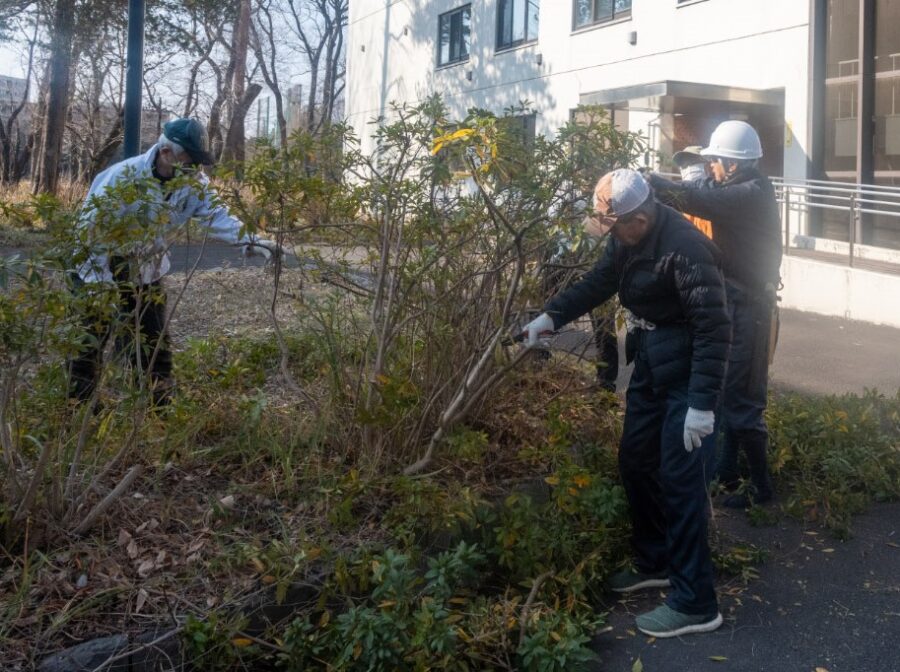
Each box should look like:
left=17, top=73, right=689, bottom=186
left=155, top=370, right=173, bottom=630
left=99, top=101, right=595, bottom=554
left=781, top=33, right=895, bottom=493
left=137, top=559, right=155, bottom=578
left=232, top=638, right=253, bottom=648
left=219, top=495, right=236, bottom=509
left=710, top=656, right=728, bottom=662
left=135, top=588, right=148, bottom=613
left=815, top=668, right=830, bottom=672
left=632, top=658, right=643, bottom=672
left=126, top=539, right=140, bottom=560
left=117, top=529, right=132, bottom=547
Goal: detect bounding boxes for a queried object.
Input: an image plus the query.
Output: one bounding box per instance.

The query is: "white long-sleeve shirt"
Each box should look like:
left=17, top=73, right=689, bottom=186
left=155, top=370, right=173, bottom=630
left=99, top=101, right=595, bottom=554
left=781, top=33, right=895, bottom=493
left=75, top=144, right=254, bottom=284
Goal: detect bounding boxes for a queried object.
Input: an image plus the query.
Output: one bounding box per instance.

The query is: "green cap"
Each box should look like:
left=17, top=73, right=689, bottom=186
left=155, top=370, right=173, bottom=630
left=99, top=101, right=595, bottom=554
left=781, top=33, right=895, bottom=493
left=163, top=118, right=214, bottom=166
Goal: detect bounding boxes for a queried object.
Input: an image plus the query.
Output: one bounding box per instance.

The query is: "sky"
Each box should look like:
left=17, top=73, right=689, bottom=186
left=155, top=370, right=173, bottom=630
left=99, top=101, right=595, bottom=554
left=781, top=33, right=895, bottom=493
left=0, top=17, right=313, bottom=137
left=0, top=42, right=28, bottom=80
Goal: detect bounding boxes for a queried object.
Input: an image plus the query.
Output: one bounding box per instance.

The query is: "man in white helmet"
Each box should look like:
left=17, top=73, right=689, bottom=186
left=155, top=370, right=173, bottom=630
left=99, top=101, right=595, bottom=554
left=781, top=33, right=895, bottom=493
left=647, top=120, right=782, bottom=509
left=523, top=168, right=730, bottom=638
left=67, top=117, right=282, bottom=406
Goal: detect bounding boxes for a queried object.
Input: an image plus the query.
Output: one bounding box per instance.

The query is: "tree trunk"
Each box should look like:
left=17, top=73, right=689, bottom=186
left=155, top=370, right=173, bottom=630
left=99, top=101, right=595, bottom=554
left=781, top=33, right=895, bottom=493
left=14, top=132, right=33, bottom=182
left=88, top=110, right=124, bottom=179
left=305, top=55, right=320, bottom=132
left=209, top=39, right=237, bottom=161
left=33, top=0, right=76, bottom=195
left=222, top=0, right=251, bottom=163
left=221, top=83, right=262, bottom=164
left=30, top=61, right=51, bottom=183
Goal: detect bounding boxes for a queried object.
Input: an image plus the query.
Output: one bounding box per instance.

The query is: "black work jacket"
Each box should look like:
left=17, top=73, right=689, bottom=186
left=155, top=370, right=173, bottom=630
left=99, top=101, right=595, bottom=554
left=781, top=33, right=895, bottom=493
left=544, top=203, right=730, bottom=411
left=648, top=169, right=783, bottom=291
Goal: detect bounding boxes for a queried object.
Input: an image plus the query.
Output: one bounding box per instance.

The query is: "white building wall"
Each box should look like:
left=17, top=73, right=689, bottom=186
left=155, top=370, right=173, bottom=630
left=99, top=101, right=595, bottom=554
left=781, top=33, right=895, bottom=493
left=347, top=0, right=811, bottom=179
left=780, top=255, right=900, bottom=328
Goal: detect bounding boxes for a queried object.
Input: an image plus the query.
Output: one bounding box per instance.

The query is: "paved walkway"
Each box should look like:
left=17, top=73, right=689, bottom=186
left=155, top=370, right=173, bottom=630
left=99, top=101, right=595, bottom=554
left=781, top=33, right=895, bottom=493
left=555, top=309, right=900, bottom=398
left=592, top=503, right=900, bottom=672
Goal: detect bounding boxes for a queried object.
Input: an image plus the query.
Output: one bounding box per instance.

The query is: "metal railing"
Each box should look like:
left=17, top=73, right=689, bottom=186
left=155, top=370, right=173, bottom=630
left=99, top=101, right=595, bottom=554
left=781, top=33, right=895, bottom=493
left=771, top=177, right=900, bottom=270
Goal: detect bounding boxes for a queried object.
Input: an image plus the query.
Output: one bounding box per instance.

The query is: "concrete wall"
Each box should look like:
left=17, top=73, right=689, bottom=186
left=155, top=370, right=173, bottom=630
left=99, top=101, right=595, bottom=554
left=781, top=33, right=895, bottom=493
left=347, top=0, right=811, bottom=178
left=792, top=235, right=900, bottom=265
left=780, top=255, right=900, bottom=328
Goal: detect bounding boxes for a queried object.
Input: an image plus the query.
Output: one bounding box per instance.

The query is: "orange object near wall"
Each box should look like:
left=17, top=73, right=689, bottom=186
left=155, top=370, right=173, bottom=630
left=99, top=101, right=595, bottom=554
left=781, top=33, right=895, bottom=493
left=686, top=214, right=713, bottom=239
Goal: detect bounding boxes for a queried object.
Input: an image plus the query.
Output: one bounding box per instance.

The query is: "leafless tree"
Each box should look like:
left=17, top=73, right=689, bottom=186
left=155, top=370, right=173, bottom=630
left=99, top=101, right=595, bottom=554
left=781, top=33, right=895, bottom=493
left=286, top=0, right=347, bottom=135
left=0, top=12, right=37, bottom=184
left=32, top=0, right=75, bottom=194
left=251, top=0, right=288, bottom=145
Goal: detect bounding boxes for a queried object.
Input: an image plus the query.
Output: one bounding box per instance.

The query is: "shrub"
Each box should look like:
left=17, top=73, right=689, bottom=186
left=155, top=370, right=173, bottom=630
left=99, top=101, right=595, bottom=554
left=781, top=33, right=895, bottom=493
left=768, top=390, right=900, bottom=536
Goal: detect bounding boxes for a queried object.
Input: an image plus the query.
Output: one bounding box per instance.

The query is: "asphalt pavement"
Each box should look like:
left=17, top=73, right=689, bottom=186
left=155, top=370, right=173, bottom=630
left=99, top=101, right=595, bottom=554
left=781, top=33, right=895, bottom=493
left=554, top=309, right=899, bottom=399
left=592, top=503, right=900, bottom=672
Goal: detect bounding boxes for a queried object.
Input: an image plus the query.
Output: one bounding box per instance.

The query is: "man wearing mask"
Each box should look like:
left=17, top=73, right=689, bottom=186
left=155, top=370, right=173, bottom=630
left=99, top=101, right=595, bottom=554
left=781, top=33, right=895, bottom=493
left=68, top=118, right=281, bottom=406
left=672, top=146, right=713, bottom=239
left=523, top=169, right=730, bottom=637
left=647, top=121, right=782, bottom=508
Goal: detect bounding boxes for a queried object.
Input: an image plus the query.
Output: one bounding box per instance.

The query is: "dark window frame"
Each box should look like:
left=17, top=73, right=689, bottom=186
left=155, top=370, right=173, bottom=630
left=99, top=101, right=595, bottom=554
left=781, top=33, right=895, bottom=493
left=437, top=4, right=472, bottom=68
left=496, top=0, right=540, bottom=52
left=572, top=0, right=632, bottom=32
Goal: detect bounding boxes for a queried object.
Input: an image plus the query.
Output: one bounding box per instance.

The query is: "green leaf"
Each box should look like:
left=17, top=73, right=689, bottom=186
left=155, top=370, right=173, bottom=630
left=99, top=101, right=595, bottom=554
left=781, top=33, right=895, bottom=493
left=632, top=658, right=643, bottom=672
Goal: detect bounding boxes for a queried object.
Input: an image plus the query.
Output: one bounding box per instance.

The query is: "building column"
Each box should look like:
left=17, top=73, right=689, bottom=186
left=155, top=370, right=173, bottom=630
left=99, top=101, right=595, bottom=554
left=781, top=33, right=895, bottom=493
left=856, top=0, right=876, bottom=242
left=808, top=0, right=827, bottom=236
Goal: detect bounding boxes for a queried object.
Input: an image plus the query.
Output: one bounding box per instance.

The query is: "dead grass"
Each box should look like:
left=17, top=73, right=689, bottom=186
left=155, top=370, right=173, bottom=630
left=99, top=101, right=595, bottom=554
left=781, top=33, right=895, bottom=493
left=0, top=179, right=87, bottom=210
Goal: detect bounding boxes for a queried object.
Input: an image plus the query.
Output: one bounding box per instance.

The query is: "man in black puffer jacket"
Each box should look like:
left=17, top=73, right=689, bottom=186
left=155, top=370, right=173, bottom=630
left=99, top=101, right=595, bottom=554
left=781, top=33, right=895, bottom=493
left=647, top=121, right=782, bottom=509
left=523, top=169, right=730, bottom=638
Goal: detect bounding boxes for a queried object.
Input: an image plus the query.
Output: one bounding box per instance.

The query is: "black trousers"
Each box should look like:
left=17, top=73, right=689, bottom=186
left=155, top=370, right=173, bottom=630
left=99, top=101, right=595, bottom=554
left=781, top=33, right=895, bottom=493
left=618, top=348, right=718, bottom=616
left=67, top=270, right=172, bottom=401
left=716, top=282, right=772, bottom=484
left=592, top=308, right=619, bottom=389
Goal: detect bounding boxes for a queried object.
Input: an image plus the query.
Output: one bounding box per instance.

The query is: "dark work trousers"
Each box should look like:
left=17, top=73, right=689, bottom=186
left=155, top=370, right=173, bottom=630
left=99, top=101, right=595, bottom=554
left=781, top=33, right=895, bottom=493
left=619, top=343, right=718, bottom=616
left=716, top=282, right=771, bottom=485
left=592, top=307, right=619, bottom=390
left=67, top=263, right=172, bottom=401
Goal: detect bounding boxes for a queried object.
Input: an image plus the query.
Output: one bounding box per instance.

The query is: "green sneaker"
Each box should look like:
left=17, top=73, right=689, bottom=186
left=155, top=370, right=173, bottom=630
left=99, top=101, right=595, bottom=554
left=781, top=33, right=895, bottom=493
left=608, top=568, right=671, bottom=593
left=635, top=604, right=723, bottom=638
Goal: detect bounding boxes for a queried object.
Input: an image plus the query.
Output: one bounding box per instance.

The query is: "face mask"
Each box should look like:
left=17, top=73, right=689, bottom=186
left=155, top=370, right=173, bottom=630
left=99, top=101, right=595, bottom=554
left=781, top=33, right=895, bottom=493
left=680, top=164, right=707, bottom=182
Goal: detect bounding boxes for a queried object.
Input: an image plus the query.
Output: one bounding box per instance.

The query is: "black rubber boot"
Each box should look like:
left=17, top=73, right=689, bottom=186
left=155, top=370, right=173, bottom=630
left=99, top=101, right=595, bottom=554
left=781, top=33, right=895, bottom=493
left=723, top=433, right=773, bottom=508
left=715, top=429, right=742, bottom=493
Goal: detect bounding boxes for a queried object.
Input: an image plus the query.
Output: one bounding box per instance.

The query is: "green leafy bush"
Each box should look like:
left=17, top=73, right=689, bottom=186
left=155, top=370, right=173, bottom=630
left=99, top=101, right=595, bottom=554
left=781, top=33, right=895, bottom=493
left=768, top=390, right=900, bottom=535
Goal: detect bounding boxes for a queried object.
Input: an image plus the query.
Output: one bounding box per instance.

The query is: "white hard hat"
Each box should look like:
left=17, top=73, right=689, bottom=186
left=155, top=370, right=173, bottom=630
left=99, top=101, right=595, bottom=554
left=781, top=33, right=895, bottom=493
left=700, top=120, right=763, bottom=160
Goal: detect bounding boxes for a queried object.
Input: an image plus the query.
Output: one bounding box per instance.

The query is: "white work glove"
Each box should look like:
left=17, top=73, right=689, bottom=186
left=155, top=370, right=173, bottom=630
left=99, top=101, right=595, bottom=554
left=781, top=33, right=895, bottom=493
left=522, top=312, right=555, bottom=347
left=242, top=239, right=282, bottom=264
left=683, top=407, right=715, bottom=453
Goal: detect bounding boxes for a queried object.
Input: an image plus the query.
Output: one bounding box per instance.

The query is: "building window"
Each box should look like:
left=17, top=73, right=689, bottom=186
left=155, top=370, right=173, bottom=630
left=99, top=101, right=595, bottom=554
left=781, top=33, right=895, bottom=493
left=573, top=0, right=631, bottom=30
left=503, top=113, right=537, bottom=149
left=823, top=0, right=860, bottom=175
left=497, top=0, right=539, bottom=51
left=438, top=5, right=472, bottom=67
